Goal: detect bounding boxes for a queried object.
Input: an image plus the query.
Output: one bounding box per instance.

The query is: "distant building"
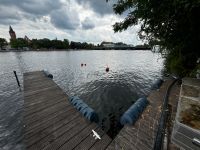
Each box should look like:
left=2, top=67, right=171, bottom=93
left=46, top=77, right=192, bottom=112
left=115, top=42, right=129, bottom=48
left=101, top=41, right=130, bottom=48
left=9, top=26, right=16, bottom=40
left=101, top=41, right=115, bottom=48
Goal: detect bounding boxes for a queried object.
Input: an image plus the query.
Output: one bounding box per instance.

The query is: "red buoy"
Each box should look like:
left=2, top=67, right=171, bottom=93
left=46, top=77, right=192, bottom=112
left=106, top=67, right=109, bottom=72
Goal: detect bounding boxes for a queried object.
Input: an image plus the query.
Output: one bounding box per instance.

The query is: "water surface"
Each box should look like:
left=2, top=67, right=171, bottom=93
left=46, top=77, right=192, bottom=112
left=0, top=50, right=163, bottom=149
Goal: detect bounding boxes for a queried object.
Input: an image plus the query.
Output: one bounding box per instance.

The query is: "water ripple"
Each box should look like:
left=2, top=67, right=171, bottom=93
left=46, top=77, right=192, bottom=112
left=0, top=50, right=163, bottom=147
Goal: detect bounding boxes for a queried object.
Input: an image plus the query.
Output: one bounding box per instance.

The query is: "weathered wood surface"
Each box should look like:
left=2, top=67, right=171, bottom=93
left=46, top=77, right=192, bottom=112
left=106, top=80, right=180, bottom=150
left=24, top=71, right=112, bottom=150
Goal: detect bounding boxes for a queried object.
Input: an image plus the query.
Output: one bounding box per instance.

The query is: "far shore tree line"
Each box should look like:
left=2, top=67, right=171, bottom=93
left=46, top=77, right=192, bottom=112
left=0, top=37, right=150, bottom=50
left=0, top=38, right=97, bottom=50
left=0, top=38, right=96, bottom=50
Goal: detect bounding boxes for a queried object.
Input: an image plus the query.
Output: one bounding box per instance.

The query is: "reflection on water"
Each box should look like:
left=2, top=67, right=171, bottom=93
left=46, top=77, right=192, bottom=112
left=0, top=50, right=163, bottom=148
left=80, top=79, right=139, bottom=138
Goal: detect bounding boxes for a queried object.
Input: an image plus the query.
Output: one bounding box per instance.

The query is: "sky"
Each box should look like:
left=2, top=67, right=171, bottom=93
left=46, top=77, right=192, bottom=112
left=0, top=0, right=143, bottom=45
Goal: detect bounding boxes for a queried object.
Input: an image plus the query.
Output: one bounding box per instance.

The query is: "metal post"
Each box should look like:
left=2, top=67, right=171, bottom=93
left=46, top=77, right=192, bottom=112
left=13, top=71, right=20, bottom=87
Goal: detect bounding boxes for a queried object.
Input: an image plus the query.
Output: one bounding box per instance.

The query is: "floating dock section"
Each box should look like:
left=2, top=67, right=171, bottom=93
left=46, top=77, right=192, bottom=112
left=23, top=71, right=112, bottom=150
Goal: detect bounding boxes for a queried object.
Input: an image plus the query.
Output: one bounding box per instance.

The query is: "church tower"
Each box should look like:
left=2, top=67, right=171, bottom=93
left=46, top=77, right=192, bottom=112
left=9, top=26, right=16, bottom=40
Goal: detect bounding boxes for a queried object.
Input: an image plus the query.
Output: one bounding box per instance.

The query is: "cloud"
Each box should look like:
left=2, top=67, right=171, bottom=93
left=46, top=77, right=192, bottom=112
left=81, top=17, right=95, bottom=30
left=76, top=0, right=115, bottom=16
left=0, top=0, right=81, bottom=30
left=0, top=6, right=22, bottom=25
left=50, top=8, right=80, bottom=30
left=0, top=19, right=19, bottom=25
left=0, top=0, right=62, bottom=16
left=20, top=0, right=62, bottom=16
left=0, top=0, right=143, bottom=45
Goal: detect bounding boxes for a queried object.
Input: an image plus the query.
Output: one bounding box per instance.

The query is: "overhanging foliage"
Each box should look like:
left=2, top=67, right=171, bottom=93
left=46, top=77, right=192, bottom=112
left=108, top=0, right=200, bottom=76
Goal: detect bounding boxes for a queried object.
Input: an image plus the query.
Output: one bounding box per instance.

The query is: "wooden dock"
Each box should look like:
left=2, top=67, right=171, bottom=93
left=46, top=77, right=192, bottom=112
left=23, top=71, right=112, bottom=150
left=23, top=71, right=181, bottom=150
left=106, top=80, right=180, bottom=150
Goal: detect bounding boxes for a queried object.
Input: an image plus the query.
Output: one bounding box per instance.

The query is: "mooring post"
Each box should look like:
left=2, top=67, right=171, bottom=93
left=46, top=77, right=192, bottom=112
left=13, top=71, right=20, bottom=87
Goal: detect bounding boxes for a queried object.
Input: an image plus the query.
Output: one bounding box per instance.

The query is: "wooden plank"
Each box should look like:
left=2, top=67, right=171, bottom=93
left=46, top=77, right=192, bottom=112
left=25, top=98, right=67, bottom=116
left=25, top=102, right=70, bottom=126
left=106, top=141, right=123, bottom=150
left=24, top=97, right=67, bottom=116
left=24, top=87, right=66, bottom=100
left=24, top=89, right=67, bottom=109
left=24, top=80, right=55, bottom=89
left=120, top=128, right=152, bottom=150
left=25, top=107, right=77, bottom=138
left=111, top=133, right=133, bottom=150
left=24, top=86, right=65, bottom=98
left=27, top=114, right=83, bottom=150
left=73, top=127, right=105, bottom=150
left=58, top=123, right=98, bottom=150
left=24, top=86, right=59, bottom=97
left=24, top=72, right=44, bottom=80
left=25, top=106, right=74, bottom=133
left=24, top=83, right=58, bottom=92
left=42, top=119, right=92, bottom=150
left=90, top=133, right=112, bottom=150
left=24, top=80, right=59, bottom=90
left=24, top=98, right=68, bottom=118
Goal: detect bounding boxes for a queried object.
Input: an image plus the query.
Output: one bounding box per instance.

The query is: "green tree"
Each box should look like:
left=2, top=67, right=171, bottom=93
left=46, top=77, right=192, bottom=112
left=10, top=38, right=28, bottom=49
left=0, top=38, right=7, bottom=49
left=10, top=39, right=19, bottom=48
left=29, top=38, right=70, bottom=50
left=51, top=39, right=65, bottom=49
left=63, top=39, right=70, bottom=49
left=30, top=39, right=39, bottom=49
left=39, top=38, right=51, bottom=49
left=108, top=0, right=200, bottom=77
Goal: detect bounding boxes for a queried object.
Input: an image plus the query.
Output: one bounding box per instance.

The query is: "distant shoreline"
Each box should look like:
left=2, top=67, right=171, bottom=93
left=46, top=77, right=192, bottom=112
left=0, top=48, right=151, bottom=52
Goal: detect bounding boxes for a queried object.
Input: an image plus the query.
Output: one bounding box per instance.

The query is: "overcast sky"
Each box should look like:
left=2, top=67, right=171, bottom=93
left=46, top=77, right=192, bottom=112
left=0, top=0, right=143, bottom=45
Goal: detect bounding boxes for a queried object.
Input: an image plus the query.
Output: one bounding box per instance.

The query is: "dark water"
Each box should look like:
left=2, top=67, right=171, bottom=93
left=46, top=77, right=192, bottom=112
left=0, top=50, right=163, bottom=149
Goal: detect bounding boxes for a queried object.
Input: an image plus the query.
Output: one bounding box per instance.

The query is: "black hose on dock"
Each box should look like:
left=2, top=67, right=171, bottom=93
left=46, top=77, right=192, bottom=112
left=153, top=79, right=178, bottom=150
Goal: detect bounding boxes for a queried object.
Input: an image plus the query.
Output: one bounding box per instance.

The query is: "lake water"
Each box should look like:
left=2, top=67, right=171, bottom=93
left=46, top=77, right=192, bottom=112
left=0, top=50, right=164, bottom=149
